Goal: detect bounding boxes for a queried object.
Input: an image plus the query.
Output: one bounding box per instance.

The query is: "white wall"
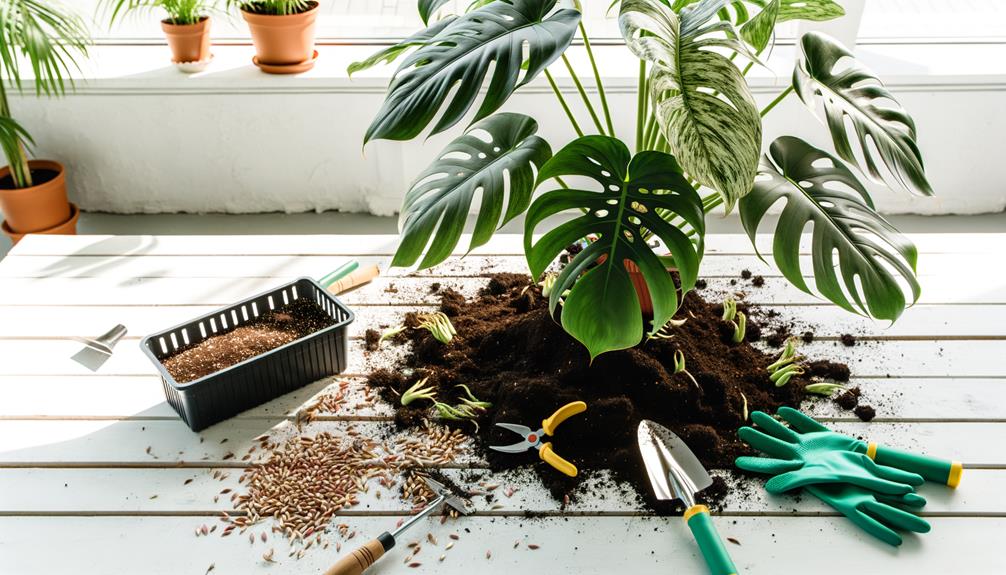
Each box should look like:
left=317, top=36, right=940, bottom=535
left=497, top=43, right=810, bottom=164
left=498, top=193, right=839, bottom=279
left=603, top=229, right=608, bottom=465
left=7, top=42, right=1006, bottom=216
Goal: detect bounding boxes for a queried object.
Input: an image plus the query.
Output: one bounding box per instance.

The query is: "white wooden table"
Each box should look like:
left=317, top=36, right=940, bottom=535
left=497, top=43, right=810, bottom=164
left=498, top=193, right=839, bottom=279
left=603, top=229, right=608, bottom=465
left=1, top=233, right=1003, bottom=574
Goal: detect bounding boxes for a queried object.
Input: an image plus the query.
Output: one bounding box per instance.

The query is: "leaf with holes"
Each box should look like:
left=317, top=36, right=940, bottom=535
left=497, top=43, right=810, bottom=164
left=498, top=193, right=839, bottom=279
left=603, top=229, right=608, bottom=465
left=418, top=0, right=452, bottom=24
left=740, top=0, right=844, bottom=51
left=794, top=31, right=933, bottom=196
left=525, top=136, right=705, bottom=359
left=620, top=0, right=762, bottom=212
left=392, top=113, right=551, bottom=269
left=347, top=16, right=456, bottom=76
left=364, top=0, right=580, bottom=143
left=739, top=136, right=920, bottom=320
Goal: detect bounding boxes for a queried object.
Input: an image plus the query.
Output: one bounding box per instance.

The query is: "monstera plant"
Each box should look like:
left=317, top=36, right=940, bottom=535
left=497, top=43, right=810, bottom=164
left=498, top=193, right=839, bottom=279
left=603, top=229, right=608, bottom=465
left=353, top=0, right=933, bottom=359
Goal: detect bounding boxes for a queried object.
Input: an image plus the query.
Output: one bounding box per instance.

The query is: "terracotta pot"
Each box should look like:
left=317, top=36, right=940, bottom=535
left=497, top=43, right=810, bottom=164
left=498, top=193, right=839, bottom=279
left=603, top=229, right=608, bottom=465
left=0, top=160, right=70, bottom=233
left=242, top=2, right=319, bottom=71
left=2, top=202, right=80, bottom=245
left=161, top=17, right=212, bottom=64
left=596, top=255, right=675, bottom=317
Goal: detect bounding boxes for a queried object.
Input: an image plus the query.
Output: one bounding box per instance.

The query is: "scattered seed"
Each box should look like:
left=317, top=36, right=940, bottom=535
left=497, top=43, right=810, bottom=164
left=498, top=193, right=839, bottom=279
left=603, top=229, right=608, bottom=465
left=486, top=550, right=492, bottom=560
left=439, top=554, right=446, bottom=562
left=528, top=544, right=540, bottom=550
left=408, top=563, right=421, bottom=568
left=513, top=540, right=520, bottom=548
left=427, top=533, right=437, bottom=546
left=184, top=478, right=194, bottom=485
left=205, top=564, right=214, bottom=574
left=249, top=533, right=255, bottom=544
left=727, top=537, right=741, bottom=546
left=261, top=532, right=267, bottom=543
left=262, top=548, right=275, bottom=563
left=149, top=495, right=158, bottom=500
left=445, top=542, right=454, bottom=550
left=201, top=525, right=209, bottom=536
left=449, top=533, right=460, bottom=540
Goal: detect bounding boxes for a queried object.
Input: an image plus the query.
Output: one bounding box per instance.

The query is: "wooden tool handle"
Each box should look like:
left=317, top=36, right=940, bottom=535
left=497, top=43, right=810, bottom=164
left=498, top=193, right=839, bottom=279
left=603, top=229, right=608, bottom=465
left=323, top=536, right=389, bottom=575
left=327, top=265, right=380, bottom=295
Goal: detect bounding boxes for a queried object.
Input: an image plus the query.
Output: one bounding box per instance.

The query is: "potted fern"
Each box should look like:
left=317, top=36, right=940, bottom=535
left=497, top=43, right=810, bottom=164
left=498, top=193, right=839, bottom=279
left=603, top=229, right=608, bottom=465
left=353, top=0, right=935, bottom=359
left=103, top=0, right=218, bottom=68
left=230, top=0, right=319, bottom=74
left=0, top=0, right=89, bottom=244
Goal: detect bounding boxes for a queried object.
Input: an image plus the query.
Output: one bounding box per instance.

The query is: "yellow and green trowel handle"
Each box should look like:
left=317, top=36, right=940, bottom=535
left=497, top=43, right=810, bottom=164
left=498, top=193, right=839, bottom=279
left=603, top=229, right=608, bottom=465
left=865, top=442, right=963, bottom=487
left=684, top=505, right=738, bottom=575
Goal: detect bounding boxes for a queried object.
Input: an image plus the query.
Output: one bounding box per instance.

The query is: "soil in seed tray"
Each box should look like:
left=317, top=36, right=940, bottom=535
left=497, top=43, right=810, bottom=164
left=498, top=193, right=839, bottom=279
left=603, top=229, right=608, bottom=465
left=368, top=272, right=853, bottom=513
left=162, top=298, right=335, bottom=383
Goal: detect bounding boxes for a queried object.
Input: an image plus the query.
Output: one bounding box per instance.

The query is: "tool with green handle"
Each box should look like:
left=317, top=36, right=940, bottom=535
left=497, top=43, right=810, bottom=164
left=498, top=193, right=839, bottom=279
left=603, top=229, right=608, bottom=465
left=737, top=407, right=962, bottom=488
left=638, top=420, right=738, bottom=575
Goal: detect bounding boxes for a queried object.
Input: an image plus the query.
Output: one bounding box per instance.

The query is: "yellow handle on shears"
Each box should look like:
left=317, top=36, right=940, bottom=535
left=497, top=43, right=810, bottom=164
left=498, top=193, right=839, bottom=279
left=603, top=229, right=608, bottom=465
left=542, top=401, right=587, bottom=436
left=539, top=442, right=578, bottom=477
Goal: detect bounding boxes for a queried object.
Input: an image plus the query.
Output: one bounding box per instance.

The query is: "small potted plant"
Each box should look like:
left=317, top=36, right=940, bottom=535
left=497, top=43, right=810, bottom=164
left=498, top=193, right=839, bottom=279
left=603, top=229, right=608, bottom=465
left=104, top=0, right=218, bottom=70
left=231, top=0, right=320, bottom=74
left=0, top=0, right=89, bottom=244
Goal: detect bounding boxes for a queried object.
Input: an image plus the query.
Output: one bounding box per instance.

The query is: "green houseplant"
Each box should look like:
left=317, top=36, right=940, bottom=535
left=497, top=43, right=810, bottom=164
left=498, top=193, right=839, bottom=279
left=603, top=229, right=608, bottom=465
left=104, top=0, right=217, bottom=65
left=229, top=0, right=319, bottom=73
left=354, top=0, right=933, bottom=359
left=0, top=0, right=89, bottom=242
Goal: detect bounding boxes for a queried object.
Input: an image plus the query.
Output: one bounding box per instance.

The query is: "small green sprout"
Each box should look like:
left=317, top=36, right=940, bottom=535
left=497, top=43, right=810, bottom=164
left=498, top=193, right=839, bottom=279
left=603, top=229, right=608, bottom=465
left=539, top=272, right=558, bottom=297
left=770, top=363, right=805, bottom=387
left=740, top=392, right=749, bottom=421
left=378, top=324, right=407, bottom=346
left=730, top=311, right=747, bottom=343
left=417, top=312, right=457, bottom=344
left=766, top=338, right=800, bottom=373
left=672, top=349, right=699, bottom=388
left=805, top=382, right=846, bottom=396
left=400, top=377, right=438, bottom=406
left=456, top=384, right=492, bottom=411
left=432, top=401, right=474, bottom=420
left=649, top=317, right=687, bottom=341
left=721, top=297, right=737, bottom=322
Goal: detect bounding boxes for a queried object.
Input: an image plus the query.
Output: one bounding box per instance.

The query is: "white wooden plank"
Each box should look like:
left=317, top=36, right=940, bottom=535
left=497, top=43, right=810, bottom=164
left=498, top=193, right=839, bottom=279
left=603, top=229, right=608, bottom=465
left=0, top=376, right=393, bottom=419
left=1, top=302, right=1003, bottom=339
left=1, top=274, right=1004, bottom=307
left=2, top=516, right=1002, bottom=574
left=0, top=420, right=993, bottom=465
left=1, top=375, right=1003, bottom=421
left=11, top=233, right=1006, bottom=257
left=0, top=252, right=996, bottom=280
left=0, top=338, right=1001, bottom=378
left=0, top=419, right=478, bottom=466
left=0, top=467, right=997, bottom=515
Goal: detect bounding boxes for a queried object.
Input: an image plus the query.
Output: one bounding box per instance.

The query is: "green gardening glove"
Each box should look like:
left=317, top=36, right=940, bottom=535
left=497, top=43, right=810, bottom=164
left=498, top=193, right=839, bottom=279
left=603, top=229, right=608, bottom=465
left=806, top=483, right=930, bottom=546
left=736, top=410, right=925, bottom=495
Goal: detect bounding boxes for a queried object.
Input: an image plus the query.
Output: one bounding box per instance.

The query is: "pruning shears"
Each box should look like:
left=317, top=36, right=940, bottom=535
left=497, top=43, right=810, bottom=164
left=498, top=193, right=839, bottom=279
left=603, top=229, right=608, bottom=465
left=489, top=401, right=587, bottom=477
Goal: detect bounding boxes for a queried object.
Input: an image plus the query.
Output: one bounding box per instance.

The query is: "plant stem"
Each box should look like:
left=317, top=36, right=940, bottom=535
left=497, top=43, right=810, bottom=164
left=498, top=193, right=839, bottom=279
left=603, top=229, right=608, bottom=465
left=561, top=54, right=606, bottom=135
left=544, top=69, right=584, bottom=138
left=0, top=86, right=31, bottom=188
left=636, top=60, right=646, bottom=151
left=760, top=85, right=794, bottom=117
left=580, top=22, right=614, bottom=137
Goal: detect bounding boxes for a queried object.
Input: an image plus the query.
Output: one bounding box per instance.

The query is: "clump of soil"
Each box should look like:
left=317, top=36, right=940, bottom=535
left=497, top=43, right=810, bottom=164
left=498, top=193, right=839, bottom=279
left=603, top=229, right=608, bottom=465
left=161, top=298, right=335, bottom=383
left=364, top=329, right=381, bottom=352
left=840, top=334, right=857, bottom=347
left=751, top=275, right=765, bottom=287
left=854, top=405, right=876, bottom=422
left=835, top=387, right=861, bottom=410
left=367, top=273, right=852, bottom=513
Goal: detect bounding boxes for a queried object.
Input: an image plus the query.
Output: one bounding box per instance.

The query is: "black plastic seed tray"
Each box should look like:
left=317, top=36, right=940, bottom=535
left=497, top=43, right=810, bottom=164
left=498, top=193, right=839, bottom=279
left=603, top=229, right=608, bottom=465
left=140, top=278, right=354, bottom=431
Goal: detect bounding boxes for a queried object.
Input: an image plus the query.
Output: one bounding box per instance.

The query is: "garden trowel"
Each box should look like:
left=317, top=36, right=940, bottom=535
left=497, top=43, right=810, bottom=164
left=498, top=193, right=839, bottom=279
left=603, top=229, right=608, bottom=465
left=638, top=420, right=738, bottom=575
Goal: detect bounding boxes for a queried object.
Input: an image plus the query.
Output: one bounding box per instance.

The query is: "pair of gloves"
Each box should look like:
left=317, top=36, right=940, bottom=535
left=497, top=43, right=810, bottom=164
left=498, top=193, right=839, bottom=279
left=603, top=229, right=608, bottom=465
left=736, top=407, right=962, bottom=546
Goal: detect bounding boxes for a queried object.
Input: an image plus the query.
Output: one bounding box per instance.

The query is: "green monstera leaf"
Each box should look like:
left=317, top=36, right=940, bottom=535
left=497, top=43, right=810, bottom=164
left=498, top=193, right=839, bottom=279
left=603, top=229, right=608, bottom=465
left=620, top=0, right=762, bottom=212
left=365, top=0, right=580, bottom=143
left=795, top=31, right=934, bottom=196
left=393, top=113, right=552, bottom=269
left=418, top=0, right=451, bottom=23
left=739, top=136, right=920, bottom=321
left=740, top=0, right=844, bottom=51
left=347, top=16, right=456, bottom=76
left=525, top=136, right=705, bottom=359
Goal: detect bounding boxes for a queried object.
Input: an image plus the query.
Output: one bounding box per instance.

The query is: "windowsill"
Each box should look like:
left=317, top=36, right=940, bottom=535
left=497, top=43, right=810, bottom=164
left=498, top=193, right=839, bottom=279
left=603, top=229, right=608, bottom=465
left=10, top=41, right=1006, bottom=96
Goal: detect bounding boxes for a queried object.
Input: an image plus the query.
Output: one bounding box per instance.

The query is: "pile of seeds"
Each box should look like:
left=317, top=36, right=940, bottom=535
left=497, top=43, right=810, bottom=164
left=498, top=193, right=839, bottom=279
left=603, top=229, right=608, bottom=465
left=215, top=403, right=471, bottom=554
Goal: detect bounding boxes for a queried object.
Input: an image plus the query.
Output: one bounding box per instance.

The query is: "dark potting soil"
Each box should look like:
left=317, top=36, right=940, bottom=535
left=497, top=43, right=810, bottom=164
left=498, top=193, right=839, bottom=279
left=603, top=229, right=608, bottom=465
left=854, top=405, right=877, bottom=422
left=0, top=168, right=59, bottom=190
left=161, top=298, right=335, bottom=383
left=364, top=329, right=381, bottom=352
left=835, top=387, right=862, bottom=410
left=367, top=273, right=853, bottom=513
left=840, top=333, right=858, bottom=347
